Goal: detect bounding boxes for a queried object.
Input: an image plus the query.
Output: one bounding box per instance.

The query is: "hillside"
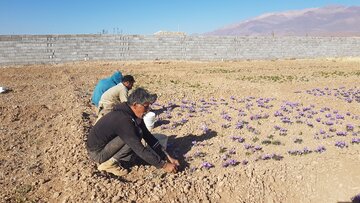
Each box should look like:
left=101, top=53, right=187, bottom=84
left=206, top=5, right=360, bottom=36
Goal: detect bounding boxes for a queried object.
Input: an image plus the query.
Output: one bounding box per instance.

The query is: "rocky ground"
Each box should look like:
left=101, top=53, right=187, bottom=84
left=0, top=59, right=359, bottom=203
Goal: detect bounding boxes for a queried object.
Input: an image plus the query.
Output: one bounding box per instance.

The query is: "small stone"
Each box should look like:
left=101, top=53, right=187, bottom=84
left=153, top=195, right=161, bottom=201
left=52, top=192, right=61, bottom=198
left=112, top=196, right=121, bottom=202
left=90, top=194, right=96, bottom=200
left=183, top=185, right=190, bottom=193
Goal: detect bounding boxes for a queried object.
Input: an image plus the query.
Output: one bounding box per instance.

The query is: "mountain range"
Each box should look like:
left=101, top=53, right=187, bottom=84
left=205, top=5, right=360, bottom=36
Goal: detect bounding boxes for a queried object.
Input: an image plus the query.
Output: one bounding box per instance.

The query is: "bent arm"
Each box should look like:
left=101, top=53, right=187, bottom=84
left=115, top=118, right=165, bottom=168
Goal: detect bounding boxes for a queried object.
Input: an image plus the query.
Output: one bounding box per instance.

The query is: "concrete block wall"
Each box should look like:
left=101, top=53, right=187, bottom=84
left=0, top=34, right=360, bottom=65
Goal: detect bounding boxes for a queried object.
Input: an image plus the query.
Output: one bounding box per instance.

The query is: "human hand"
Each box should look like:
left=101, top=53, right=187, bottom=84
left=167, top=156, right=180, bottom=167
left=163, top=150, right=180, bottom=167
left=162, top=162, right=178, bottom=173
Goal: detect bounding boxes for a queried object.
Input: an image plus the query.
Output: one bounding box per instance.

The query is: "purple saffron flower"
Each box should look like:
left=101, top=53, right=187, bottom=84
left=336, top=131, right=347, bottom=136
left=189, top=167, right=197, bottom=173
left=243, top=144, right=253, bottom=150
left=281, top=117, right=292, bottom=124
left=188, top=106, right=196, bottom=113
left=221, top=154, right=229, bottom=161
left=302, top=147, right=312, bottom=154
left=238, top=111, right=247, bottom=117
left=314, top=146, right=326, bottom=153
left=222, top=114, right=232, bottom=121
left=228, top=148, right=236, bottom=154
left=180, top=104, right=187, bottom=110
left=351, top=193, right=360, bottom=203
left=227, top=159, right=238, bottom=166
left=235, top=121, right=244, bottom=129
left=274, top=111, right=283, bottom=117
left=346, top=124, right=354, bottom=131
left=200, top=124, right=209, bottom=134
left=351, top=138, right=360, bottom=144
left=193, top=151, right=206, bottom=158
left=279, top=128, right=288, bottom=136
left=237, top=137, right=245, bottom=143
left=222, top=162, right=230, bottom=168
left=201, top=162, right=214, bottom=169
left=222, top=159, right=239, bottom=167
left=345, top=98, right=353, bottom=103
left=180, top=118, right=188, bottom=124
left=261, top=154, right=272, bottom=160
left=325, top=121, right=334, bottom=126
left=335, top=141, right=348, bottom=148
left=230, top=135, right=245, bottom=143
left=242, top=160, right=248, bottom=165
left=254, top=146, right=262, bottom=151
left=335, top=114, right=344, bottom=119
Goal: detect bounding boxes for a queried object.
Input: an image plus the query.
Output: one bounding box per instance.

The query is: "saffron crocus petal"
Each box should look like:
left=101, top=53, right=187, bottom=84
left=201, top=162, right=214, bottom=169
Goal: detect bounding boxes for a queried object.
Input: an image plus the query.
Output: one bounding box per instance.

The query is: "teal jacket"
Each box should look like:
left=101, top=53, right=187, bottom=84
left=91, top=71, right=123, bottom=107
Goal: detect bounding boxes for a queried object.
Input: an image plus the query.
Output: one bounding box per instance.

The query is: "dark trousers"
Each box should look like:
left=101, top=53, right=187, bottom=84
left=88, top=136, right=133, bottom=164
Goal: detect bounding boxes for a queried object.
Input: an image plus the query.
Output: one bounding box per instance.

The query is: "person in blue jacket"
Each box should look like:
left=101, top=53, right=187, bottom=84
left=91, top=71, right=123, bottom=107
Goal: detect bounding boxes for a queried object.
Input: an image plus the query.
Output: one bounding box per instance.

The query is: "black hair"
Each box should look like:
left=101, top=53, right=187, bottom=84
left=122, top=75, right=135, bottom=83
left=127, top=88, right=157, bottom=105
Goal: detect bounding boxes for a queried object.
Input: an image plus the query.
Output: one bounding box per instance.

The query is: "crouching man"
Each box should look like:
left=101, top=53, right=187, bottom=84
left=86, top=88, right=179, bottom=176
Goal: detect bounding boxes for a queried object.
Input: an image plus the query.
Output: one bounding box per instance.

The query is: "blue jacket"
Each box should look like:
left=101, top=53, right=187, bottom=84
left=91, top=71, right=123, bottom=107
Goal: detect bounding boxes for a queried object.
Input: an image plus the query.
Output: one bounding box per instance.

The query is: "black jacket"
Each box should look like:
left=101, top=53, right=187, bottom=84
left=87, top=103, right=166, bottom=168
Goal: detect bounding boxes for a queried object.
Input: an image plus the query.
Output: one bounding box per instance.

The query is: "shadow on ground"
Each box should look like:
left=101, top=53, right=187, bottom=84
left=167, top=130, right=218, bottom=171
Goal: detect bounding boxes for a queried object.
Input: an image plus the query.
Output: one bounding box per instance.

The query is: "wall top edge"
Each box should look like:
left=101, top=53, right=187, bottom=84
left=0, top=34, right=360, bottom=39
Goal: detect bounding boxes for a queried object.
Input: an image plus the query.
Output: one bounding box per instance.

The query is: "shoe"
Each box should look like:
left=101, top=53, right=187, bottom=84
left=98, top=158, right=128, bottom=176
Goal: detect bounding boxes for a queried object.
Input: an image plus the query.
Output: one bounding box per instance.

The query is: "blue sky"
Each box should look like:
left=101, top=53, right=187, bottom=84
left=0, top=0, right=359, bottom=35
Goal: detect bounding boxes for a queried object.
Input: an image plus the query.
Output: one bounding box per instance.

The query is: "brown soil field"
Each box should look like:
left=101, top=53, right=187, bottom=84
left=1, top=59, right=360, bottom=203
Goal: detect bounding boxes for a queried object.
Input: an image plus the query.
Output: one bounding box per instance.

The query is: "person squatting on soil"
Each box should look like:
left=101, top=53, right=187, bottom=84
left=96, top=75, right=135, bottom=122
left=86, top=88, right=180, bottom=176
left=91, top=70, right=123, bottom=108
